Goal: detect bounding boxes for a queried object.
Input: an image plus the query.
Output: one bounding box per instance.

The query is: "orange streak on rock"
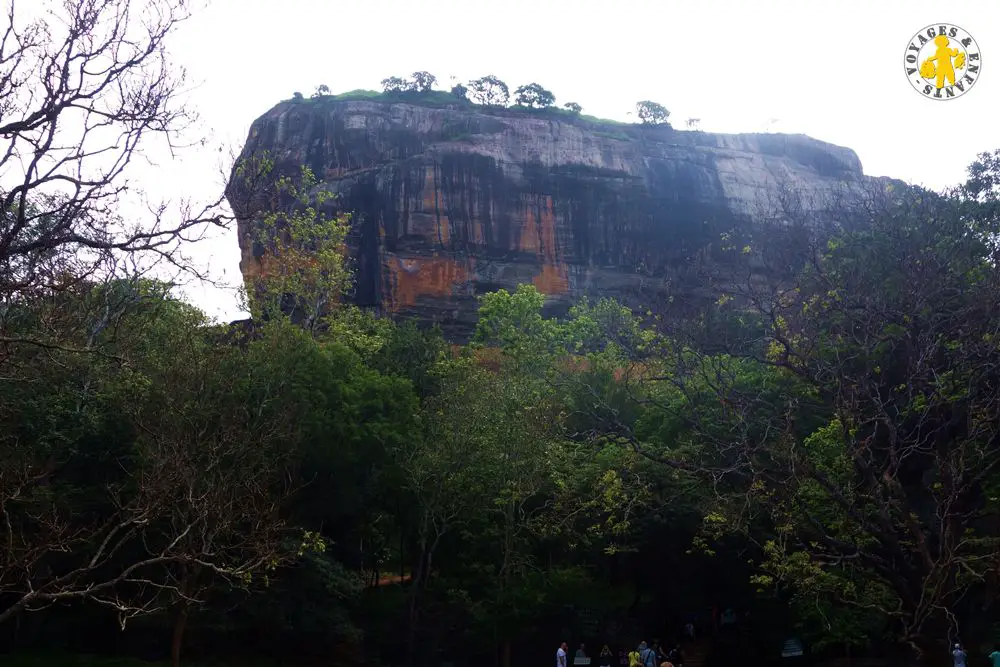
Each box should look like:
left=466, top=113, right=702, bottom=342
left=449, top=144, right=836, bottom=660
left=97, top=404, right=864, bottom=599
left=420, top=165, right=451, bottom=246
left=386, top=255, right=469, bottom=310
left=439, top=214, right=450, bottom=246
left=532, top=262, right=569, bottom=294
left=538, top=196, right=558, bottom=262
left=422, top=166, right=438, bottom=211
left=529, top=196, right=569, bottom=295
left=520, top=204, right=539, bottom=253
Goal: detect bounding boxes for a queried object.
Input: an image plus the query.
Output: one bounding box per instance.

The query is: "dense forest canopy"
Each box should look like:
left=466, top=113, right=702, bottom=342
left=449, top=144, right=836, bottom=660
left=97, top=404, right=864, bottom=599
left=3, top=3, right=1000, bottom=667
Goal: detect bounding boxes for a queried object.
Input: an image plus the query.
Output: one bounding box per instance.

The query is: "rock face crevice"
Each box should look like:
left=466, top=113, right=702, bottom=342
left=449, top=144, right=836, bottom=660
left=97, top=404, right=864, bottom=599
left=228, top=98, right=876, bottom=340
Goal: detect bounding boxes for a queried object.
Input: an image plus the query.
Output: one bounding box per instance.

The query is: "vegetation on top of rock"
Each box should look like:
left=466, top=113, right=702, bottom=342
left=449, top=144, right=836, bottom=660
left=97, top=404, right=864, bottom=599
left=304, top=74, right=680, bottom=131
left=289, top=86, right=630, bottom=128
left=513, top=82, right=555, bottom=109
left=636, top=100, right=670, bottom=126
left=304, top=73, right=676, bottom=129
left=379, top=75, right=409, bottom=92
left=467, top=74, right=510, bottom=107
left=410, top=71, right=437, bottom=92
left=380, top=71, right=439, bottom=93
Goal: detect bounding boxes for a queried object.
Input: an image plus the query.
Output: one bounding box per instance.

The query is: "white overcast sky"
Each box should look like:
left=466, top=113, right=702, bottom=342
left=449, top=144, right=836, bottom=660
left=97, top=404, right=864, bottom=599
left=152, top=0, right=1000, bottom=320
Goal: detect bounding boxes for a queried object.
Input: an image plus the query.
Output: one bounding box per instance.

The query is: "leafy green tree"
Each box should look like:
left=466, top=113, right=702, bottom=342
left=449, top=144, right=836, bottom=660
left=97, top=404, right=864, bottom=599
left=0, top=288, right=316, bottom=647
left=514, top=83, right=555, bottom=109
left=401, top=285, right=650, bottom=666
left=0, top=0, right=231, bottom=376
left=381, top=76, right=409, bottom=92
left=468, top=75, right=510, bottom=106
left=636, top=100, right=670, bottom=125
left=667, top=159, right=1000, bottom=659
left=312, top=84, right=330, bottom=97
left=410, top=71, right=437, bottom=92
left=564, top=102, right=583, bottom=114
left=451, top=83, right=469, bottom=100
left=233, top=153, right=352, bottom=334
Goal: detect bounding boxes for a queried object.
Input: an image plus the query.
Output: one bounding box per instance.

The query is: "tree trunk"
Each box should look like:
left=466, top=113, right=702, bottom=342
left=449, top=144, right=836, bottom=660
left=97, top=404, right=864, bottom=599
left=407, top=528, right=429, bottom=667
left=171, top=605, right=189, bottom=667
left=501, top=638, right=512, bottom=667
left=170, top=564, right=199, bottom=667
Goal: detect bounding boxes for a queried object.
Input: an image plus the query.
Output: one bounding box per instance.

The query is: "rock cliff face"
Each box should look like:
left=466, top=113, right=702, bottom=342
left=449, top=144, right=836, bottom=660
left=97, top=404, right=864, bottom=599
left=227, top=97, right=877, bottom=340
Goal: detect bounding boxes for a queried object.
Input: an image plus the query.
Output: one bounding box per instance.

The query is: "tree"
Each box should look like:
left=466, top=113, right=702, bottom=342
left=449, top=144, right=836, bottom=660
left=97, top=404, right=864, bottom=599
left=380, top=76, right=409, bottom=92
left=514, top=83, right=555, bottom=109
left=637, top=161, right=1000, bottom=660
left=312, top=84, right=331, bottom=97
left=0, top=288, right=312, bottom=644
left=410, top=71, right=437, bottom=92
left=564, top=102, right=583, bottom=114
left=460, top=286, right=650, bottom=667
left=451, top=83, right=469, bottom=100
left=741, top=186, right=1000, bottom=659
left=467, top=75, right=510, bottom=107
left=231, top=152, right=352, bottom=334
left=636, top=100, right=670, bottom=125
left=685, top=118, right=701, bottom=130
left=122, top=314, right=322, bottom=667
left=0, top=0, right=230, bottom=356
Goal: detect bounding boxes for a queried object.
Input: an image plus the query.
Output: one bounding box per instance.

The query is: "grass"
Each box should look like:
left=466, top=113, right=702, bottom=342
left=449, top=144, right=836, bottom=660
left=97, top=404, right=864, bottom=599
left=1, top=651, right=282, bottom=667
left=288, top=89, right=631, bottom=128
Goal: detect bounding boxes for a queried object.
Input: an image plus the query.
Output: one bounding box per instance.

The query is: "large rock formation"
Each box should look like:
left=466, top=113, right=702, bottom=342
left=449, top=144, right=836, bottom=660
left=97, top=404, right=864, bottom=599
left=227, top=96, right=878, bottom=340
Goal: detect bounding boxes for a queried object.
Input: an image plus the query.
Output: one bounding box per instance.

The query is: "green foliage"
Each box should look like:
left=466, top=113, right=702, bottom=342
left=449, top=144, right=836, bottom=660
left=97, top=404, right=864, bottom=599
left=15, top=65, right=1000, bottom=666
left=751, top=543, right=894, bottom=651
left=410, top=71, right=437, bottom=92
left=636, top=100, right=670, bottom=125
left=514, top=82, right=555, bottom=109
left=380, top=76, right=408, bottom=92
left=235, top=154, right=351, bottom=332
left=291, top=87, right=632, bottom=126
left=467, top=75, right=510, bottom=106
left=472, top=284, right=558, bottom=352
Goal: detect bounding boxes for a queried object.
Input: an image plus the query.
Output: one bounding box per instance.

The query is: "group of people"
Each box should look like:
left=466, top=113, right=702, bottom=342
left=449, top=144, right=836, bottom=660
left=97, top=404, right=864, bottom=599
left=628, top=640, right=685, bottom=667
left=555, top=640, right=685, bottom=667
left=953, top=643, right=1000, bottom=667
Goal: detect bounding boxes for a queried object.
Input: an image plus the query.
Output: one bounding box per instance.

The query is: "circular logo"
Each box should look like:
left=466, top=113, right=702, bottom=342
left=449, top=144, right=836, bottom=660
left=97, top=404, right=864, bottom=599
left=903, top=24, right=981, bottom=100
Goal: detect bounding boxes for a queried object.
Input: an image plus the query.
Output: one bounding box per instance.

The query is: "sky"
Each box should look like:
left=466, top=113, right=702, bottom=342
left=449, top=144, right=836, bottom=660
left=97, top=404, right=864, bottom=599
left=151, top=0, right=1000, bottom=320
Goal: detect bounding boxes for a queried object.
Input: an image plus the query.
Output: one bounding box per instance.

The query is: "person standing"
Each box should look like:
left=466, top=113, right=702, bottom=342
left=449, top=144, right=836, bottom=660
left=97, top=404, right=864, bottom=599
left=667, top=643, right=684, bottom=667
left=640, top=641, right=657, bottom=667
left=652, top=640, right=665, bottom=665
left=629, top=643, right=643, bottom=667
left=558, top=642, right=569, bottom=667
left=599, top=645, right=614, bottom=667
left=987, top=645, right=1000, bottom=667
left=953, top=643, right=967, bottom=667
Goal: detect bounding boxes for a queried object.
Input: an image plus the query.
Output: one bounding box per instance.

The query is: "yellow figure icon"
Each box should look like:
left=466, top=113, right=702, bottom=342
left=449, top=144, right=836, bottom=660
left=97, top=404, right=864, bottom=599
left=921, top=35, right=964, bottom=88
